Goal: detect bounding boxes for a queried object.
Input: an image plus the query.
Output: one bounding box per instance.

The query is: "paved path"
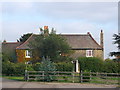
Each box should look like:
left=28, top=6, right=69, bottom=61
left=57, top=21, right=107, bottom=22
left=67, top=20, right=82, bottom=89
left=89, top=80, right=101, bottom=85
left=1, top=78, right=118, bottom=88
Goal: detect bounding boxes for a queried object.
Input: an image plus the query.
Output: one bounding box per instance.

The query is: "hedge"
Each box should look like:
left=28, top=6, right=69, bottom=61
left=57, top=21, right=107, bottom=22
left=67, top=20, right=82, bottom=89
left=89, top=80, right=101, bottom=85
left=78, top=57, right=119, bottom=73
left=2, top=61, right=34, bottom=76
left=55, top=62, right=74, bottom=71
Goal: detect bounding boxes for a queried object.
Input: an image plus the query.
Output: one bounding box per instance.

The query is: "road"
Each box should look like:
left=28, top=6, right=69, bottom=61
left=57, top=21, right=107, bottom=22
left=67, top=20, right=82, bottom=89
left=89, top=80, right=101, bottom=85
left=1, top=78, right=118, bottom=88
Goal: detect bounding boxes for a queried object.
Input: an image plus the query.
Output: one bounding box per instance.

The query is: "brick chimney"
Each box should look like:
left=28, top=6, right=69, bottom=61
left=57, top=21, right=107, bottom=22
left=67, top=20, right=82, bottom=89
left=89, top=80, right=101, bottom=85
left=44, top=26, right=48, bottom=30
left=44, top=26, right=49, bottom=36
left=100, top=30, right=103, bottom=48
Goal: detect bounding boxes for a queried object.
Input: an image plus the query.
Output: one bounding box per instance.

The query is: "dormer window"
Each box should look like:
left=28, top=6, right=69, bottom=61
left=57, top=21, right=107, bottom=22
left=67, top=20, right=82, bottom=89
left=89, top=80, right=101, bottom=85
left=86, top=50, right=93, bottom=57
left=25, top=50, right=31, bottom=58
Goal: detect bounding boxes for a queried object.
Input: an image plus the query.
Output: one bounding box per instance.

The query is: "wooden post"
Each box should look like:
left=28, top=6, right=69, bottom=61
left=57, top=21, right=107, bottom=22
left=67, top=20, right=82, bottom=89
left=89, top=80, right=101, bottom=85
left=90, top=71, right=91, bottom=81
left=80, top=70, right=83, bottom=83
left=25, top=70, right=28, bottom=81
left=43, top=71, right=44, bottom=81
left=72, top=72, right=74, bottom=83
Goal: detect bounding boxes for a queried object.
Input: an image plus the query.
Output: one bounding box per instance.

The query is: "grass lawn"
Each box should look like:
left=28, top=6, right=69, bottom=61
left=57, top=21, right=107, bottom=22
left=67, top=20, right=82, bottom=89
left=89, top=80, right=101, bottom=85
left=1, top=75, right=119, bottom=85
left=2, top=75, right=24, bottom=81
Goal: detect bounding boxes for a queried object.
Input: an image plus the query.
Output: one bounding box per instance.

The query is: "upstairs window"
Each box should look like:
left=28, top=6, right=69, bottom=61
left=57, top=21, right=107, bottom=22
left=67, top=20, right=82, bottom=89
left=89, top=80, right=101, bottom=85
left=86, top=50, right=93, bottom=57
left=25, top=50, right=31, bottom=58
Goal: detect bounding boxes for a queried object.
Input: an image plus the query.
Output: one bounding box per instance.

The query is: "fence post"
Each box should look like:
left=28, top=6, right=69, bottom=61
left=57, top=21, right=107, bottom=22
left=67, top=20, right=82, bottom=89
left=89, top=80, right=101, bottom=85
left=80, top=70, right=83, bottom=83
left=90, top=71, right=91, bottom=81
left=43, top=71, right=44, bottom=82
left=25, top=70, right=28, bottom=81
left=72, top=72, right=74, bottom=83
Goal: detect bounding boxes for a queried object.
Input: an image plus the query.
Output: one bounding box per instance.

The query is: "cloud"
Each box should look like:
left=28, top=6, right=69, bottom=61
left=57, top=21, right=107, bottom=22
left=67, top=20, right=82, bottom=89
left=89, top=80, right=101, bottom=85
left=1, top=2, right=118, bottom=59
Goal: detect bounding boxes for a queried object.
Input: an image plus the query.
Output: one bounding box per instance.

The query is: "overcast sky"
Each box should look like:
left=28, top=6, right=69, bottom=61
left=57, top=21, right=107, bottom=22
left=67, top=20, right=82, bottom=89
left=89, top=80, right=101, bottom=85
left=1, top=1, right=118, bottom=59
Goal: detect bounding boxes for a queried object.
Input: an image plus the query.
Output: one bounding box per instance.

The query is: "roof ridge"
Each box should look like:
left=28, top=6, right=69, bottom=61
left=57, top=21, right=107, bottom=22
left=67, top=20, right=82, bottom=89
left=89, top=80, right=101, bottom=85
left=32, top=34, right=88, bottom=36
left=2, top=42, right=19, bottom=43
left=16, top=34, right=34, bottom=49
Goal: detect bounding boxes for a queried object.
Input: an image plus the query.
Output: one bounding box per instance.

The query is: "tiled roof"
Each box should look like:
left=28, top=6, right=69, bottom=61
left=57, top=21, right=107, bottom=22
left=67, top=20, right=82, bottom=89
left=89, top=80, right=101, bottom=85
left=16, top=33, right=103, bottom=50
left=2, top=42, right=22, bottom=53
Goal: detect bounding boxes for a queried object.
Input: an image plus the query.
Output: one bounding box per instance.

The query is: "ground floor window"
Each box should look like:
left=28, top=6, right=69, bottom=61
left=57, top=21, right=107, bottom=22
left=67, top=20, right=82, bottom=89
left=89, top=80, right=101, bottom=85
left=25, top=50, right=31, bottom=58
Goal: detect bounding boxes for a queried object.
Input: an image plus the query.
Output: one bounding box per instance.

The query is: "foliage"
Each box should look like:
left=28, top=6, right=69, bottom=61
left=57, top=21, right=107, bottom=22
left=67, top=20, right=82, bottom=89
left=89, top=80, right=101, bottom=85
left=2, top=51, right=17, bottom=63
left=55, top=62, right=74, bottom=71
left=78, top=57, right=119, bottom=73
left=17, top=33, right=32, bottom=42
left=37, top=57, right=57, bottom=82
left=2, top=61, right=34, bottom=76
left=82, top=70, right=91, bottom=82
left=110, top=33, right=120, bottom=57
left=102, top=59, right=119, bottom=73
left=32, top=62, right=41, bottom=71
left=28, top=28, right=71, bottom=62
left=78, top=57, right=104, bottom=72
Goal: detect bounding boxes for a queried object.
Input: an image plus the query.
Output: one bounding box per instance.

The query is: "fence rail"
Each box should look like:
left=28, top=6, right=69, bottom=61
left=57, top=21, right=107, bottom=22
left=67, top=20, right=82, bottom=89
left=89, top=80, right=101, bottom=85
left=25, top=70, right=120, bottom=84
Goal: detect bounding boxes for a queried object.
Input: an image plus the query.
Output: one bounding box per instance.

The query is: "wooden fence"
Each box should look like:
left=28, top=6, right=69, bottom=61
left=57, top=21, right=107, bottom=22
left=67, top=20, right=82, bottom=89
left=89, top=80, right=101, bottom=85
left=25, top=70, right=120, bottom=84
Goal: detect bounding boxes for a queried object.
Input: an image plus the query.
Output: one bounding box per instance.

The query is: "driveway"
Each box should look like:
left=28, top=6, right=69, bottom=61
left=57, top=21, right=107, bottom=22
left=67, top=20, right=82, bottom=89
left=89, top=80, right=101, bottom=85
left=1, top=78, right=118, bottom=88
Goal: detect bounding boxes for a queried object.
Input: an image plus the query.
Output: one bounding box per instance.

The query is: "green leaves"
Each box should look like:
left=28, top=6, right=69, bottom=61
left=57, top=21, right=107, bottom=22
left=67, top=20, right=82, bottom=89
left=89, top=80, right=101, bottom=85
left=28, top=29, right=71, bottom=62
left=110, top=33, right=120, bottom=57
left=37, top=57, right=57, bottom=82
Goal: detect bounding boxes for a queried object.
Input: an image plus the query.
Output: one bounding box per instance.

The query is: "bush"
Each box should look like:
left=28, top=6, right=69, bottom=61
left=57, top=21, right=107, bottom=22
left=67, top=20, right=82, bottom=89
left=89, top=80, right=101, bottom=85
left=2, top=61, right=34, bottom=76
left=82, top=70, right=91, bottom=82
left=78, top=57, right=104, bottom=72
left=55, top=62, right=74, bottom=72
left=102, top=59, right=119, bottom=73
left=37, top=57, right=57, bottom=82
left=2, top=61, right=16, bottom=76
left=32, top=62, right=41, bottom=71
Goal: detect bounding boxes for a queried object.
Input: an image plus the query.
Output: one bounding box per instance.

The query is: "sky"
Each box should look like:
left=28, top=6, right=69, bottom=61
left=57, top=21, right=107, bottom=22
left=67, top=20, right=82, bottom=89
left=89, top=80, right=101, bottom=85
left=1, top=1, right=119, bottom=59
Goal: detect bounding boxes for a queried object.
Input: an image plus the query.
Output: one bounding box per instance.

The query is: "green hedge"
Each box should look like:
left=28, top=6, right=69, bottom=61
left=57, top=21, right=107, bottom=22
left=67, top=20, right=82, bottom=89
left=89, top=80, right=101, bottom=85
left=102, top=59, right=119, bottom=73
left=78, top=57, right=104, bottom=72
left=78, top=57, right=119, bottom=73
left=2, top=61, right=34, bottom=76
left=55, top=62, right=74, bottom=71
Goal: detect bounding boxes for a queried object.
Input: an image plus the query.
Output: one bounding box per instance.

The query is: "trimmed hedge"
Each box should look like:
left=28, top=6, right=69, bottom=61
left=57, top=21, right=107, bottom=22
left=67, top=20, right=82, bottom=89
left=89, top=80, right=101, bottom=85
left=2, top=61, right=34, bottom=76
left=55, top=62, right=74, bottom=71
left=78, top=57, right=119, bottom=73
left=102, top=59, right=119, bottom=73
left=78, top=57, right=103, bottom=72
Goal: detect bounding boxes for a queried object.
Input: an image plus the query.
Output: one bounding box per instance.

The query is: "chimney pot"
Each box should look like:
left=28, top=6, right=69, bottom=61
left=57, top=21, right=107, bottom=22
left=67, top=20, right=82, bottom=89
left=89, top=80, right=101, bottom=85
left=44, top=26, right=48, bottom=30
left=87, top=32, right=90, bottom=34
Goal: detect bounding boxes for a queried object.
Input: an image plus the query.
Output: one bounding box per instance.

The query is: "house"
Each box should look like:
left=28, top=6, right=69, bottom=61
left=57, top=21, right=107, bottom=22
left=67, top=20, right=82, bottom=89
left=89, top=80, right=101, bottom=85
left=2, top=26, right=104, bottom=62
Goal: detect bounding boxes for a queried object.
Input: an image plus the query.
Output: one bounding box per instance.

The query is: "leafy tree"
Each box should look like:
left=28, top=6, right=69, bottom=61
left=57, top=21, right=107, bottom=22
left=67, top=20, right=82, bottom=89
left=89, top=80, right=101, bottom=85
left=17, top=33, right=33, bottom=42
left=28, top=28, right=71, bottom=62
left=110, top=33, right=120, bottom=59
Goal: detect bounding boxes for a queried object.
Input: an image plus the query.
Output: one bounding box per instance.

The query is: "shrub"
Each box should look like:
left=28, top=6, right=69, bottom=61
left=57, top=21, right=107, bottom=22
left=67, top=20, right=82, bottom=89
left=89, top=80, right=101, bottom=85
left=2, top=61, right=16, bottom=76
left=102, top=59, right=119, bottom=73
left=2, top=61, right=34, bottom=76
left=82, top=70, right=91, bottom=82
left=37, top=57, right=57, bottom=82
left=55, top=62, right=74, bottom=72
left=78, top=57, right=104, bottom=72
left=32, top=62, right=41, bottom=71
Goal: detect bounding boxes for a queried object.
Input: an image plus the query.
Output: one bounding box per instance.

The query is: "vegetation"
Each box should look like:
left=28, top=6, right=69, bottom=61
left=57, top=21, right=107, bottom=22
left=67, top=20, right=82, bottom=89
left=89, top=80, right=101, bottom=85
left=55, top=62, right=74, bottom=72
left=78, top=57, right=103, bottom=72
left=78, top=57, right=119, bottom=73
left=2, top=61, right=33, bottom=76
left=36, top=57, right=57, bottom=82
left=110, top=33, right=120, bottom=61
left=28, top=27, right=71, bottom=62
left=17, top=33, right=33, bottom=42
left=2, top=51, right=17, bottom=63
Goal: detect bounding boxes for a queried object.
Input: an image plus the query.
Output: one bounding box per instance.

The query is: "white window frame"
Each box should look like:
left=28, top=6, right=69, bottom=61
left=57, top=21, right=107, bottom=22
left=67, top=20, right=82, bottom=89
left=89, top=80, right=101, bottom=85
left=25, top=50, right=31, bottom=58
left=86, top=50, right=93, bottom=57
